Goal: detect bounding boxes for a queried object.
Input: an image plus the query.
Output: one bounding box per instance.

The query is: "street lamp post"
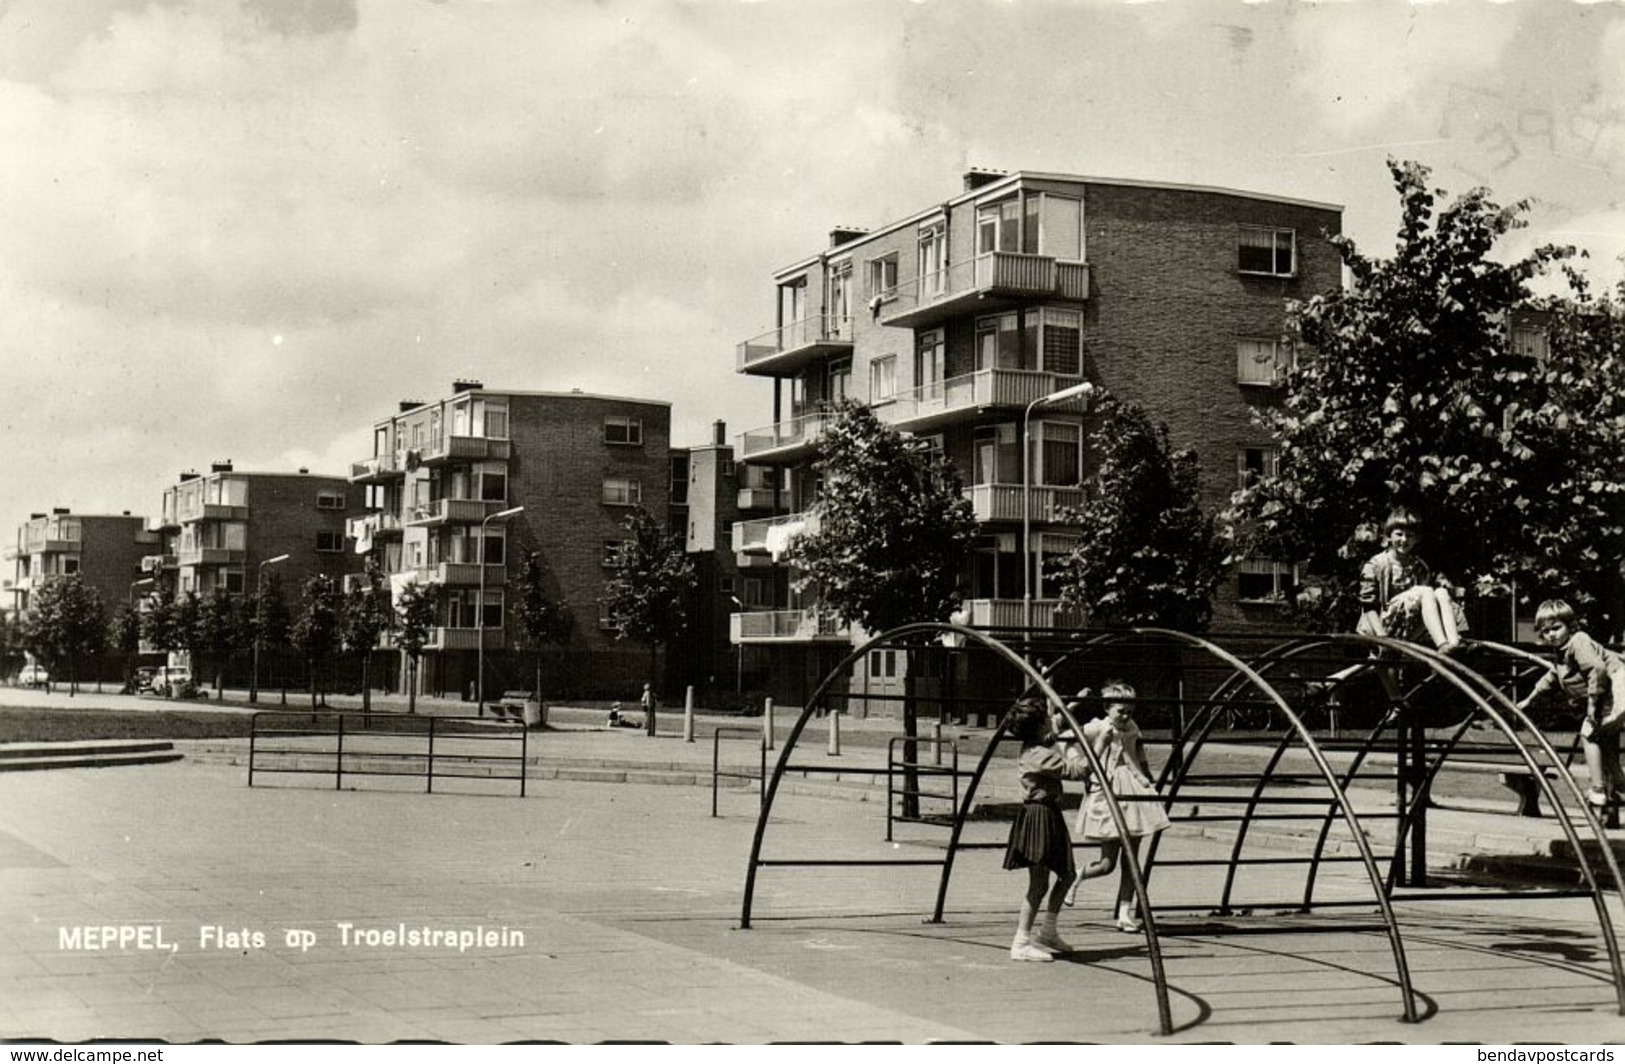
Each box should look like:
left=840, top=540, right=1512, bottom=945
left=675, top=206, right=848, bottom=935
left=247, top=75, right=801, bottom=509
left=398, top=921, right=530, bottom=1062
left=477, top=505, right=525, bottom=717
left=1022, top=381, right=1096, bottom=633
left=250, top=553, right=290, bottom=704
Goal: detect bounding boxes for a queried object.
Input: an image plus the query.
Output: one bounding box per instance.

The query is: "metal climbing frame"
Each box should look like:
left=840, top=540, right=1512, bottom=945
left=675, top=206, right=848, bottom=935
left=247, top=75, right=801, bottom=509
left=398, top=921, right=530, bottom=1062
left=737, top=622, right=1625, bottom=1036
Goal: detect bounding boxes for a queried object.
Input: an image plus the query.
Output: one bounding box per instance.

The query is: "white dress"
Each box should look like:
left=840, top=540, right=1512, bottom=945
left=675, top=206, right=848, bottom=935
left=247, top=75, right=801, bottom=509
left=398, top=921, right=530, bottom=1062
left=1078, top=718, right=1171, bottom=840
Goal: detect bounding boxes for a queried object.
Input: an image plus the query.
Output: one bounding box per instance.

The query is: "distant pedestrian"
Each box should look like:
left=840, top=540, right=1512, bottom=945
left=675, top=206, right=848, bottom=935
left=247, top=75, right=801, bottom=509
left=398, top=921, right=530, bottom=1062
left=1514, top=599, right=1625, bottom=807
left=1002, top=696, right=1088, bottom=962
left=1064, top=680, right=1169, bottom=931
left=1357, top=506, right=1465, bottom=653
left=641, top=683, right=657, bottom=737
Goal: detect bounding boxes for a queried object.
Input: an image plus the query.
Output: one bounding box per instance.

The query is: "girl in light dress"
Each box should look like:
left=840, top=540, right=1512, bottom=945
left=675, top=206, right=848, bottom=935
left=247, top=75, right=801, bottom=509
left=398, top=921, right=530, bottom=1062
left=1062, top=680, right=1170, bottom=931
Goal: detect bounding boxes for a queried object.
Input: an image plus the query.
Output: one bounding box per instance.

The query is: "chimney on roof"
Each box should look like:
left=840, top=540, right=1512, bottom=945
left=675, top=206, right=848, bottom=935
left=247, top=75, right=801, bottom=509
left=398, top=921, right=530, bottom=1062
left=298, top=467, right=309, bottom=475
left=52, top=507, right=69, bottom=515
left=713, top=420, right=726, bottom=446
left=29, top=513, right=44, bottom=520
left=452, top=378, right=482, bottom=394
left=399, top=399, right=424, bottom=412
left=122, top=511, right=130, bottom=516
left=829, top=226, right=868, bottom=248
left=963, top=168, right=1008, bottom=192
left=178, top=470, right=200, bottom=482
left=211, top=460, right=233, bottom=473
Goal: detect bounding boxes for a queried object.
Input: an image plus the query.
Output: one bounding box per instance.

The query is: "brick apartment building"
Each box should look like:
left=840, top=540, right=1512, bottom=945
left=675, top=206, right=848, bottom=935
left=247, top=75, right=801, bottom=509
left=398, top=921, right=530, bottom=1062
left=5, top=509, right=157, bottom=619
left=729, top=168, right=1344, bottom=702
left=144, top=462, right=364, bottom=614
left=349, top=381, right=671, bottom=700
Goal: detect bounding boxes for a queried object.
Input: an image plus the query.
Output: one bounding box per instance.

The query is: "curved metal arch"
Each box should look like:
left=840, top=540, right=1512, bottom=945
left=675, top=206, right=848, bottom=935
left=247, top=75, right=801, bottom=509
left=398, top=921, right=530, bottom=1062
left=1019, top=626, right=1420, bottom=1023
left=739, top=621, right=1177, bottom=1035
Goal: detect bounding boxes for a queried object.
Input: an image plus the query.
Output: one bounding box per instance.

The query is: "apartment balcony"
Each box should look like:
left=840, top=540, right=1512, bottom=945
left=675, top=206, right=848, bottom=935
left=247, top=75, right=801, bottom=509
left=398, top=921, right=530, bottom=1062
left=176, top=547, right=248, bottom=567
left=146, top=514, right=179, bottom=533
left=405, top=498, right=502, bottom=527
left=737, top=406, right=835, bottom=462
left=419, top=435, right=512, bottom=468
left=37, top=539, right=79, bottom=554
left=140, top=553, right=178, bottom=574
left=347, top=512, right=404, bottom=546
left=178, top=503, right=250, bottom=524
left=736, top=486, right=778, bottom=510
left=960, top=598, right=1084, bottom=631
left=962, top=483, right=1086, bottom=523
left=879, top=252, right=1090, bottom=331
left=427, top=626, right=504, bottom=651
left=416, top=562, right=507, bottom=588
left=350, top=452, right=404, bottom=483
left=730, top=609, right=849, bottom=645
left=732, top=511, right=819, bottom=555
left=874, top=369, right=1089, bottom=433
left=736, top=315, right=854, bottom=376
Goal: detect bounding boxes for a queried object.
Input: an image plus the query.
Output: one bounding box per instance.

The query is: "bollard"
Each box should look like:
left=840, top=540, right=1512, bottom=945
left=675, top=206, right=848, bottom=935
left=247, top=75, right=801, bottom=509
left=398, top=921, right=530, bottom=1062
left=931, top=720, right=942, bottom=766
left=764, top=697, right=775, bottom=751
left=683, top=685, right=695, bottom=743
left=828, top=709, right=841, bottom=757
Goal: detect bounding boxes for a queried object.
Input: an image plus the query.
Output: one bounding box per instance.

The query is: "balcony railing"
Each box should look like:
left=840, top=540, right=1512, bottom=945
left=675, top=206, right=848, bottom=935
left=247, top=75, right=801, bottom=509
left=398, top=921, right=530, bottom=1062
left=176, top=547, right=247, bottom=567
left=405, top=499, right=501, bottom=527
left=879, top=252, right=1089, bottom=329
left=347, top=512, right=404, bottom=545
left=736, top=315, right=854, bottom=375
left=178, top=503, right=249, bottom=524
left=730, top=609, right=849, bottom=643
left=350, top=453, right=404, bottom=483
left=736, top=486, right=778, bottom=511
left=427, top=627, right=504, bottom=651
left=874, top=369, right=1087, bottom=431
left=141, top=553, right=178, bottom=573
left=960, top=598, right=1084, bottom=631
left=416, top=562, right=507, bottom=588
left=419, top=435, right=512, bottom=467
left=737, top=406, right=835, bottom=461
left=962, top=483, right=1086, bottom=523
left=732, top=511, right=819, bottom=555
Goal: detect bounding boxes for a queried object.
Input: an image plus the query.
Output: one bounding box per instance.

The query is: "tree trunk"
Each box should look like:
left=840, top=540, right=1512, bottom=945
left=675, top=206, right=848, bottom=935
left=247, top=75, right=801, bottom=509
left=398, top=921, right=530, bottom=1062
left=900, top=649, right=920, bottom=820
left=407, top=655, right=418, bottom=715
left=361, top=651, right=372, bottom=720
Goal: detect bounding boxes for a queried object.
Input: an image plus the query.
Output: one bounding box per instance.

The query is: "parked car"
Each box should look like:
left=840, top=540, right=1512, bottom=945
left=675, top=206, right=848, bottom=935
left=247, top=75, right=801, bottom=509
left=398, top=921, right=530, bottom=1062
left=150, top=665, right=195, bottom=698
left=125, top=666, right=158, bottom=695
left=17, top=664, right=48, bottom=687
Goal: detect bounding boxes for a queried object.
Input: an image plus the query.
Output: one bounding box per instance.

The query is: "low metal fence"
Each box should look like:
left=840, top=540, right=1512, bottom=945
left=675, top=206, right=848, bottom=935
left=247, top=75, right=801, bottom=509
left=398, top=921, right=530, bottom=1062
left=248, top=711, right=528, bottom=796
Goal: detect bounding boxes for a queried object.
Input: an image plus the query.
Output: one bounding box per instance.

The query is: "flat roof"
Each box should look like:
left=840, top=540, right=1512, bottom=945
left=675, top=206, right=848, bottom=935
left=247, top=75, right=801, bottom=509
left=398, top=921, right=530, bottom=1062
left=384, top=388, right=671, bottom=424
left=774, top=168, right=1344, bottom=277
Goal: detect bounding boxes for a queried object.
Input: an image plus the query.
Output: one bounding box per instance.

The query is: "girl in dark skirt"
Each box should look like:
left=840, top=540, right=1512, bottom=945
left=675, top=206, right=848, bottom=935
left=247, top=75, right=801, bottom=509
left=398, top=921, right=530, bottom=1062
left=1002, top=696, right=1090, bottom=962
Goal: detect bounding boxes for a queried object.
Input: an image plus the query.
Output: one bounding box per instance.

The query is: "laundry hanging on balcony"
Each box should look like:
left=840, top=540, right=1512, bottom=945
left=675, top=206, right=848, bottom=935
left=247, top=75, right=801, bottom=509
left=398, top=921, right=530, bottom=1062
left=764, top=519, right=808, bottom=562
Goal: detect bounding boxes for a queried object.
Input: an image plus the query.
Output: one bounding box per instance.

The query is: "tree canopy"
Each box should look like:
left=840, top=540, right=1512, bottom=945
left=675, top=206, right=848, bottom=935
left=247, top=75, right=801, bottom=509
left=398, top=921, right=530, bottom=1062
left=602, top=506, right=696, bottom=685
left=787, top=400, right=978, bottom=635
left=1225, top=159, right=1625, bottom=630
left=1051, top=395, right=1227, bottom=631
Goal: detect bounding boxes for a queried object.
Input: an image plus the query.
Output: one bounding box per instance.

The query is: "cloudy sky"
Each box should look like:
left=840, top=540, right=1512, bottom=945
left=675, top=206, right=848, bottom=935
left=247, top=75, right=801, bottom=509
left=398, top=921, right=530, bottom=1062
left=2, top=0, right=1623, bottom=545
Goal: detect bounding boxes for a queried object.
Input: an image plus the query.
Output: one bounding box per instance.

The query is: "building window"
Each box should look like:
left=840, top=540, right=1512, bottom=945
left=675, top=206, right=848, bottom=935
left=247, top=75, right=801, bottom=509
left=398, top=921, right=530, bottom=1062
left=605, top=416, right=643, bottom=446
left=1041, top=308, right=1082, bottom=375
left=1237, top=559, right=1300, bottom=603
left=602, top=540, right=626, bottom=568
left=316, top=492, right=345, bottom=510
left=915, top=330, right=945, bottom=393
left=602, top=478, right=642, bottom=506
left=973, top=308, right=1081, bottom=376
left=669, top=455, right=689, bottom=506
left=219, top=569, right=246, bottom=594
left=479, top=528, right=505, bottom=566
left=973, top=423, right=1019, bottom=486
left=1036, top=421, right=1082, bottom=487
left=481, top=404, right=509, bottom=439
left=827, top=259, right=853, bottom=323
left=1239, top=227, right=1295, bottom=276
left=1237, top=339, right=1295, bottom=386
left=1237, top=446, right=1279, bottom=489
left=977, top=199, right=1021, bottom=254
left=719, top=576, right=735, bottom=596
left=742, top=576, right=770, bottom=607
left=720, top=458, right=736, bottom=478
left=479, top=470, right=507, bottom=503
left=61, top=556, right=80, bottom=575
left=870, top=649, right=898, bottom=679
left=828, top=357, right=852, bottom=404
left=917, top=221, right=946, bottom=297
left=869, top=355, right=897, bottom=403
left=598, top=602, right=622, bottom=631
left=1511, top=324, right=1549, bottom=361
left=316, top=531, right=343, bottom=553
left=481, top=590, right=504, bottom=630
left=867, top=253, right=898, bottom=300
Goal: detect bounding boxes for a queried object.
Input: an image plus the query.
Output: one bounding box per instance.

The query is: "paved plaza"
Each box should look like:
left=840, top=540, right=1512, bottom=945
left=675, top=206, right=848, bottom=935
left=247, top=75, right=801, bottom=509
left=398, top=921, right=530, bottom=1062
left=2, top=721, right=1625, bottom=1044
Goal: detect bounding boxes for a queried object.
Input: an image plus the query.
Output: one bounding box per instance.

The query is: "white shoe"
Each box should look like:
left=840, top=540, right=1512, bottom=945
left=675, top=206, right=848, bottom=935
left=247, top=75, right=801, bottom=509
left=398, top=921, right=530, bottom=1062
left=1010, top=940, right=1054, bottom=962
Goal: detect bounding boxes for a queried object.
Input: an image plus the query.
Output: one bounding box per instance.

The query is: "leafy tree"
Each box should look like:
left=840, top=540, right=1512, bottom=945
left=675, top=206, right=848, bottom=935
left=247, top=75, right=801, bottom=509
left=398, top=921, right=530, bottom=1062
left=174, top=592, right=206, bottom=692
left=341, top=560, right=394, bottom=718
left=140, top=587, right=181, bottom=660
left=515, top=550, right=573, bottom=699
left=292, top=575, right=343, bottom=709
left=394, top=580, right=440, bottom=715
left=1050, top=396, right=1228, bottom=631
left=200, top=588, right=249, bottom=699
left=253, top=574, right=293, bottom=704
left=110, top=603, right=143, bottom=690
left=22, top=575, right=107, bottom=696
left=788, top=401, right=978, bottom=634
left=1224, top=159, right=1624, bottom=631
left=0, top=612, right=24, bottom=680
left=602, top=506, right=697, bottom=693
left=787, top=401, right=978, bottom=815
